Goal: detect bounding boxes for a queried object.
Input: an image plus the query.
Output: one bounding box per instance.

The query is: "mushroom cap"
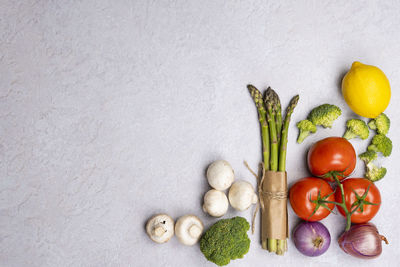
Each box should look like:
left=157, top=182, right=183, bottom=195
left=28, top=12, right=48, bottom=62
left=206, top=160, right=235, bottom=191
left=228, top=180, right=258, bottom=211
left=146, top=214, right=174, bottom=243
left=175, top=215, right=204, bottom=246
left=202, top=189, right=229, bottom=217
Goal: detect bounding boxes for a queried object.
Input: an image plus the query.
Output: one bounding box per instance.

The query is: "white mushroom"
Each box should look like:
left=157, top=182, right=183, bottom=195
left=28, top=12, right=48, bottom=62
left=228, top=180, right=258, bottom=211
left=206, top=160, right=235, bottom=191
left=146, top=214, right=174, bottom=244
left=175, top=215, right=204, bottom=246
left=202, top=189, right=229, bottom=217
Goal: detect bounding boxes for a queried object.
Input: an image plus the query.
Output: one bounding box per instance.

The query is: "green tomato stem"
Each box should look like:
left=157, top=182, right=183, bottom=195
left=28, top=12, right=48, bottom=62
left=321, top=200, right=342, bottom=205
left=333, top=175, right=352, bottom=231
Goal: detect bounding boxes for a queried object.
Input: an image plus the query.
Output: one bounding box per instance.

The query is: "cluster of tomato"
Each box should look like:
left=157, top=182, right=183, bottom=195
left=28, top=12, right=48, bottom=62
left=289, top=137, right=381, bottom=224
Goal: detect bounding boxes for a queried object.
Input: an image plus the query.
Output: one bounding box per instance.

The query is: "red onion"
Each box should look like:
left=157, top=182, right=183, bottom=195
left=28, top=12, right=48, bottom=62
left=293, top=221, right=331, bottom=256
left=338, top=223, right=388, bottom=259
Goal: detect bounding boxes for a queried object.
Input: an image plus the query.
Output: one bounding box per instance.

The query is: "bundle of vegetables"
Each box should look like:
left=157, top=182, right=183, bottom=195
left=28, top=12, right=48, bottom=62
left=248, top=85, right=299, bottom=255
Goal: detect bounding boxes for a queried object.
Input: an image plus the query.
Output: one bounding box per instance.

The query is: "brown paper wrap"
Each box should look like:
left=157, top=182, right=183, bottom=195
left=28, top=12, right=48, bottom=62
left=260, top=171, right=288, bottom=240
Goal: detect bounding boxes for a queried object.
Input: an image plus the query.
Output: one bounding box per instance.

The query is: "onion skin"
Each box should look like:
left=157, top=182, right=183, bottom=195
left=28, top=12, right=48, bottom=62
left=338, top=223, right=388, bottom=259
left=293, top=221, right=331, bottom=257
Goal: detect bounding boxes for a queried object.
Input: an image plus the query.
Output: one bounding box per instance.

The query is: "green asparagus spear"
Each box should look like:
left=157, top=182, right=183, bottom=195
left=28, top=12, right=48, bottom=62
left=264, top=88, right=279, bottom=253
left=248, top=85, right=271, bottom=251
left=279, top=95, right=299, bottom=172
left=265, top=88, right=279, bottom=172
left=272, top=90, right=283, bottom=144
left=276, top=94, right=299, bottom=255
left=247, top=85, right=270, bottom=171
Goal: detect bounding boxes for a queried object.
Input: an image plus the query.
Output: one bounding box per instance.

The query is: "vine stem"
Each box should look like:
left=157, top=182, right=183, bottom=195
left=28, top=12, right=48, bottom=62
left=320, top=172, right=376, bottom=232
left=322, top=200, right=342, bottom=205
left=332, top=174, right=352, bottom=231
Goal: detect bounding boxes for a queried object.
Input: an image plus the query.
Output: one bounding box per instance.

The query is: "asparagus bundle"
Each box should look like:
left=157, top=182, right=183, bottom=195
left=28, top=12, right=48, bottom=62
left=248, top=85, right=299, bottom=255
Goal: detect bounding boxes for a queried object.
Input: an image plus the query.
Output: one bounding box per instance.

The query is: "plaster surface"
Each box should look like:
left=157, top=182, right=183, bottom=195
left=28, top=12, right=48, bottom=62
left=1, top=1, right=400, bottom=266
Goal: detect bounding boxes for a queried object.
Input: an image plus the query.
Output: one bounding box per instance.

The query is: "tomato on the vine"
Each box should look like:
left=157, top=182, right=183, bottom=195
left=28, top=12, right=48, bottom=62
left=307, top=137, right=356, bottom=180
left=335, top=178, right=381, bottom=223
left=289, top=177, right=335, bottom=221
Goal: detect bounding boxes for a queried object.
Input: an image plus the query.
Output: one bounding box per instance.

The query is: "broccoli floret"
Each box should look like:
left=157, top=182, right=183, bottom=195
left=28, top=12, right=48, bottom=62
left=200, top=217, right=250, bottom=266
left=359, top=151, right=387, bottom=182
left=367, top=134, right=392, bottom=157
left=359, top=150, right=378, bottom=162
left=343, top=119, right=369, bottom=140
left=366, top=165, right=387, bottom=182
left=308, top=104, right=341, bottom=128
left=296, top=119, right=317, bottom=143
left=368, top=113, right=390, bottom=135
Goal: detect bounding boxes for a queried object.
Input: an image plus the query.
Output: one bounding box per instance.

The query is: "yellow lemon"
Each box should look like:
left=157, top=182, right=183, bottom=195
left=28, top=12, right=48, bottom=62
left=342, top=61, right=391, bottom=118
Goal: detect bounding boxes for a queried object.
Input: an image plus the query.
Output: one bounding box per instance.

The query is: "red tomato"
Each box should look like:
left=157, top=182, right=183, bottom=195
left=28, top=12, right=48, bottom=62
left=335, top=178, right=381, bottom=223
left=307, top=137, right=356, bottom=180
left=289, top=177, right=335, bottom=221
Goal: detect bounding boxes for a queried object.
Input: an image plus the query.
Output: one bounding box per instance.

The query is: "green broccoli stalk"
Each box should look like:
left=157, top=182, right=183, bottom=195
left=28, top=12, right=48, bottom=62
left=343, top=119, right=369, bottom=140
left=367, top=134, right=392, bottom=157
left=368, top=113, right=390, bottom=135
left=308, top=104, right=341, bottom=128
left=296, top=119, right=316, bottom=143
left=200, top=217, right=250, bottom=266
left=359, top=151, right=387, bottom=182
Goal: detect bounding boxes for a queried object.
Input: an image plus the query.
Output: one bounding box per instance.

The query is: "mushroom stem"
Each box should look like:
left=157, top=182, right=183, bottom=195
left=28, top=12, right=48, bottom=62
left=175, top=215, right=204, bottom=246
left=189, top=224, right=202, bottom=237
left=146, top=214, right=174, bottom=244
left=153, top=226, right=166, bottom=237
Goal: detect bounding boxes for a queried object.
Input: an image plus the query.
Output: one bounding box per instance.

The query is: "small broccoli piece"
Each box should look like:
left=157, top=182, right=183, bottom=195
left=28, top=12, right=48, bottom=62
left=367, top=134, right=392, bottom=157
left=359, top=150, right=378, bottom=162
left=200, top=217, right=250, bottom=266
left=366, top=165, right=387, bottom=182
left=343, top=119, right=369, bottom=140
left=296, top=119, right=317, bottom=143
left=308, top=104, right=341, bottom=128
left=368, top=113, right=390, bottom=135
left=359, top=151, right=387, bottom=182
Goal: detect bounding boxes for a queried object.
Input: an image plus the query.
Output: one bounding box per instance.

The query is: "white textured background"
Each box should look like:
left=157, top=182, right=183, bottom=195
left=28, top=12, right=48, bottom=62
left=1, top=1, right=400, bottom=266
